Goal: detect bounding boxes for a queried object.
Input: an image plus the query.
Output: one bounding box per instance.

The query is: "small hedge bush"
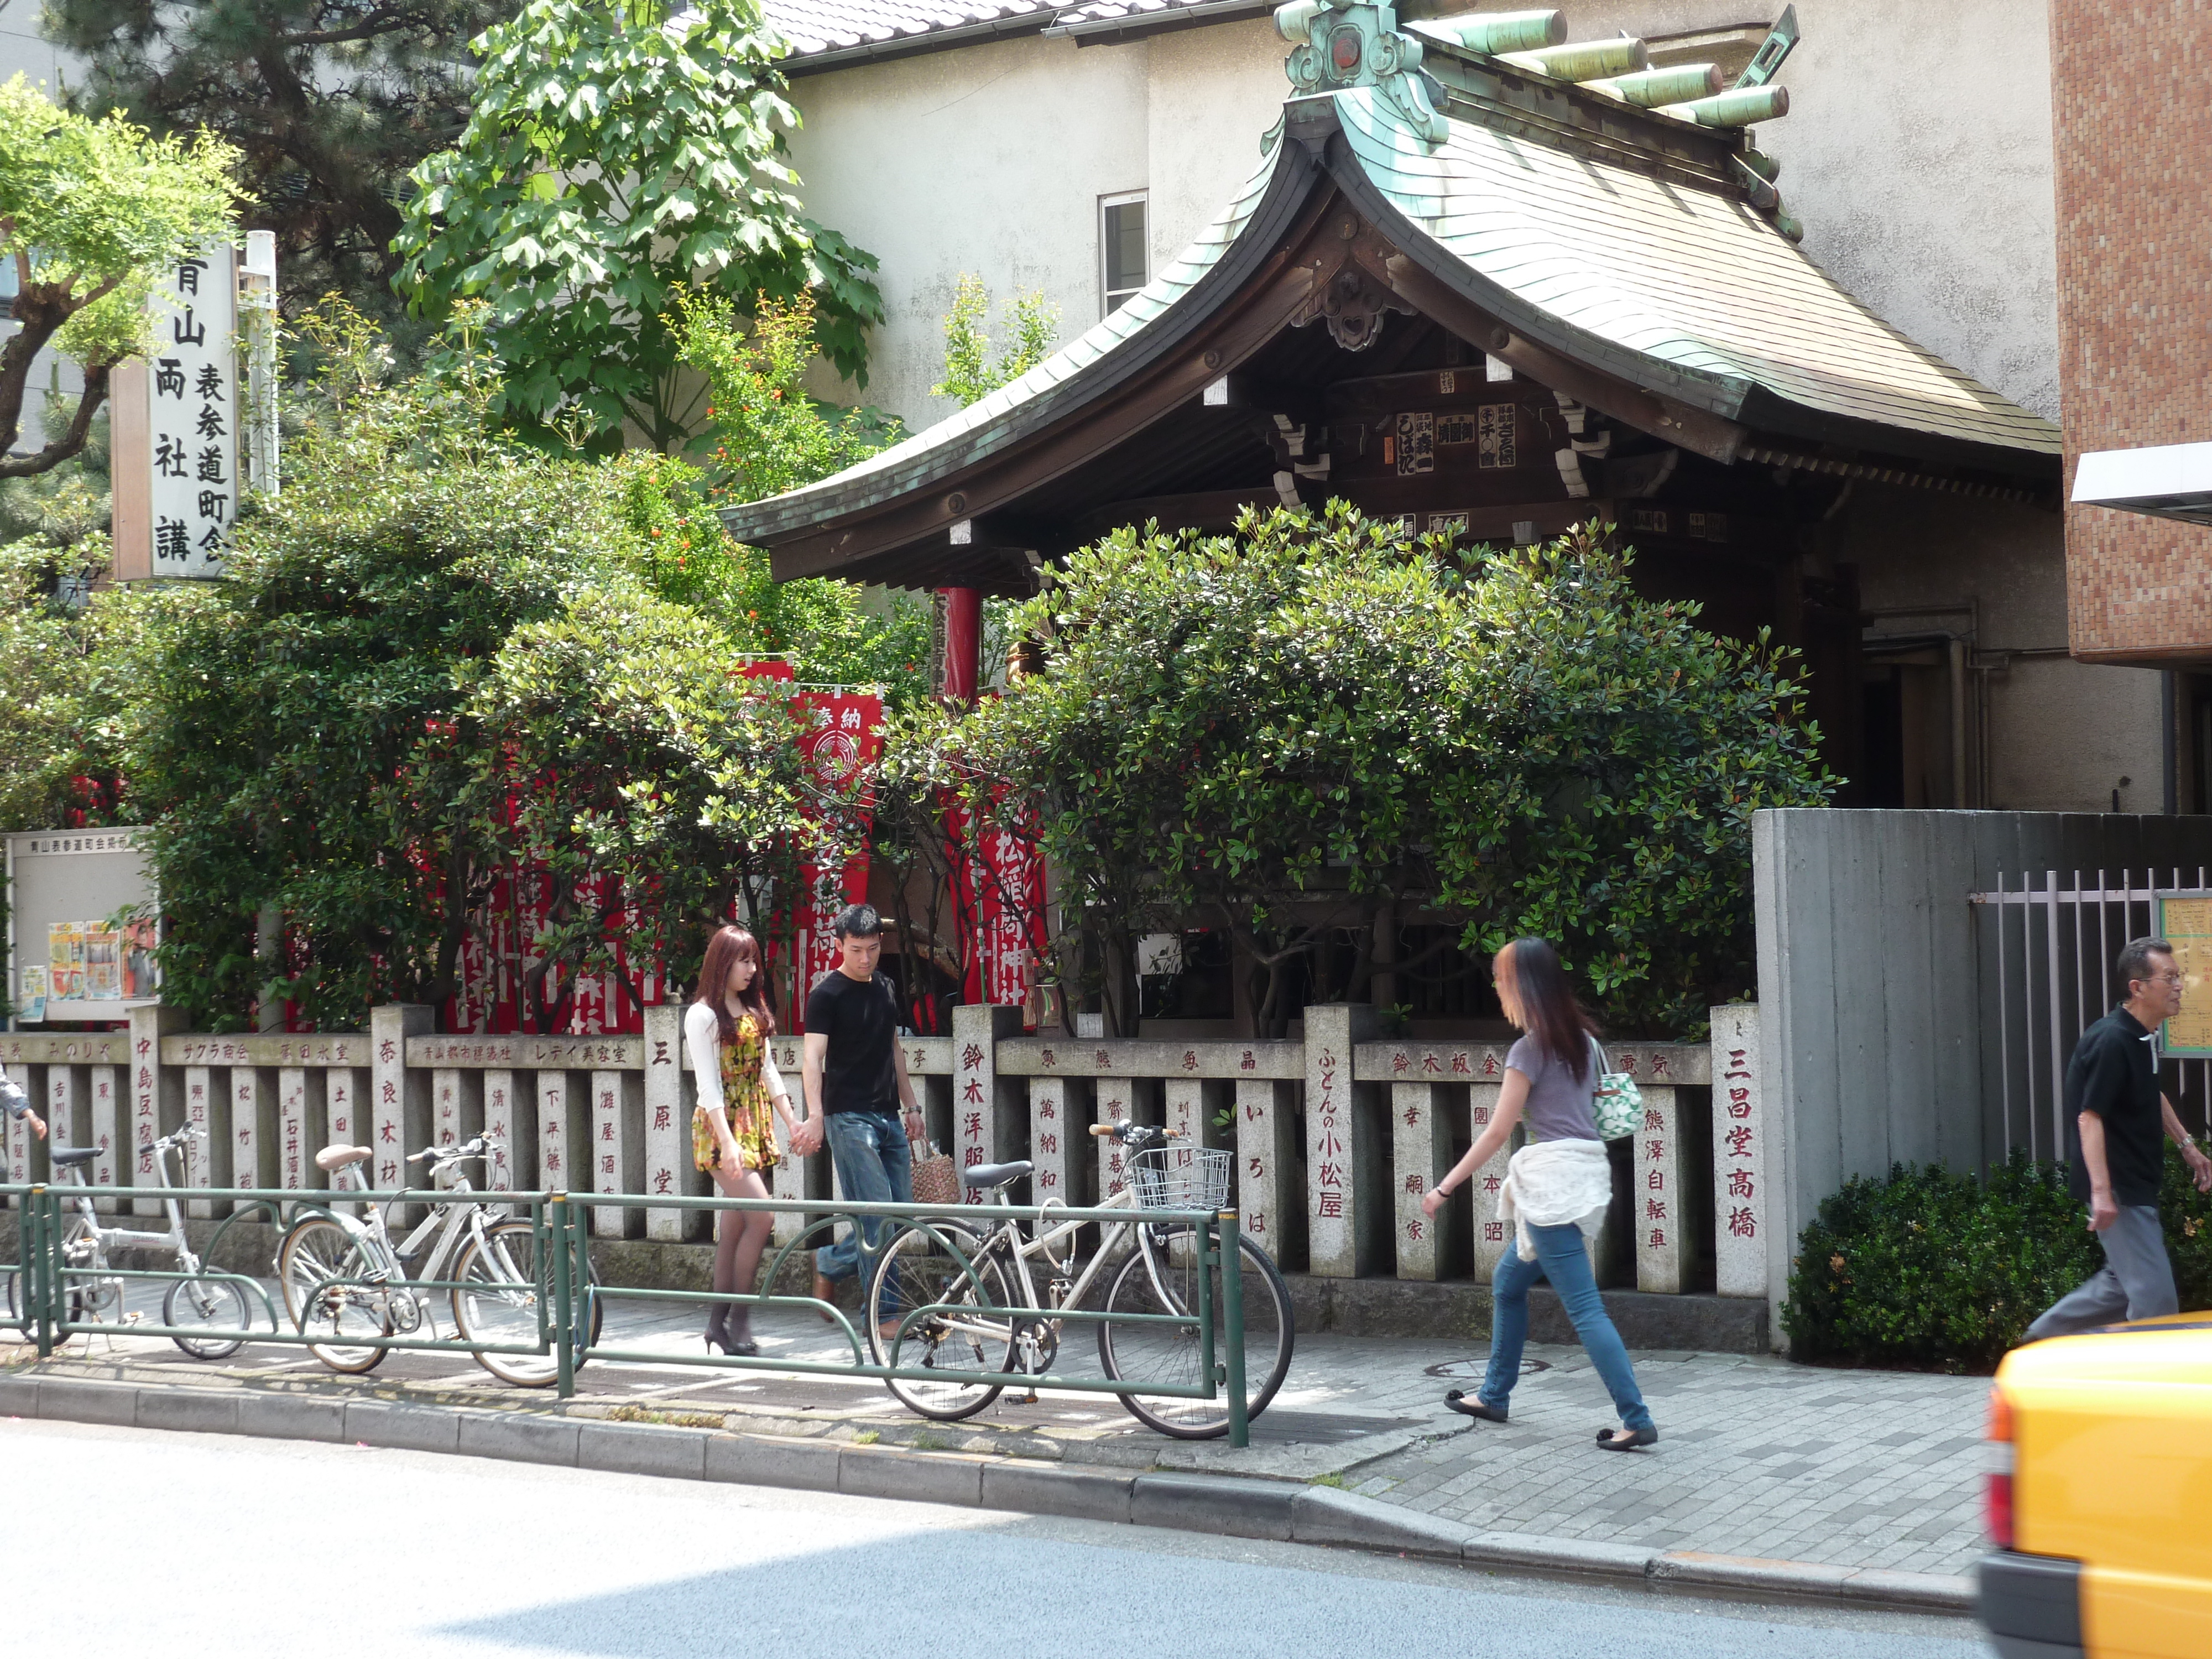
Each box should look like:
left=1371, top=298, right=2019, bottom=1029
left=1785, top=1147, right=2212, bottom=1374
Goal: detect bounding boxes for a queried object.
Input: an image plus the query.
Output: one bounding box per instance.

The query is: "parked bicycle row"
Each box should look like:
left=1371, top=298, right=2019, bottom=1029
left=1, top=1117, right=1286, bottom=1441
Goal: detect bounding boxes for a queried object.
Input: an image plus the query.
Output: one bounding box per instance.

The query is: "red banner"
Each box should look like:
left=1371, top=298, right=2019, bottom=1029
left=973, top=810, right=1046, bottom=1011
left=790, top=690, right=883, bottom=1029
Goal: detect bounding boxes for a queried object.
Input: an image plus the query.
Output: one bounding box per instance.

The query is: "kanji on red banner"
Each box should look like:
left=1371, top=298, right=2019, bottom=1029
left=790, top=690, right=883, bottom=1028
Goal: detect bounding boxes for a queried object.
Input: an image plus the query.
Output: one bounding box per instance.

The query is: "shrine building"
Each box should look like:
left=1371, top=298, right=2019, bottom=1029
left=725, top=4, right=2067, bottom=805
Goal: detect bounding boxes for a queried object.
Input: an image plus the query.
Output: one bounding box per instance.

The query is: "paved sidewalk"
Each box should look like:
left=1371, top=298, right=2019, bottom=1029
left=2, top=1284, right=1989, bottom=1579
left=1348, top=1348, right=1990, bottom=1579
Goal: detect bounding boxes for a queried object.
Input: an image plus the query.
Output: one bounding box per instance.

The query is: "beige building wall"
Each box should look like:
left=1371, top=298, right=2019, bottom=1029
left=1849, top=488, right=2161, bottom=813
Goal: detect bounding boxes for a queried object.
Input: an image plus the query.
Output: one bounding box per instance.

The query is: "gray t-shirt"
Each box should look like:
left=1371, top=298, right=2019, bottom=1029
left=1505, top=1035, right=1599, bottom=1142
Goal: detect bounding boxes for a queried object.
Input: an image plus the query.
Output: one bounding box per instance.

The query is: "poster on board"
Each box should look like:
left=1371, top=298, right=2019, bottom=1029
left=2156, top=895, right=2212, bottom=1056
left=6, top=830, right=160, bottom=1025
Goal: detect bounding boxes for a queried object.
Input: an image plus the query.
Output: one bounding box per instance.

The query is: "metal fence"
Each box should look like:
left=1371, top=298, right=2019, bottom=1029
left=1971, top=867, right=2212, bottom=1161
left=0, top=1181, right=1256, bottom=1444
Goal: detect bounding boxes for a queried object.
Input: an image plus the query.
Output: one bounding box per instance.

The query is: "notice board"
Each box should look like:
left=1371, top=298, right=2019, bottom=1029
left=2156, top=894, right=2212, bottom=1056
left=4, top=828, right=159, bottom=1025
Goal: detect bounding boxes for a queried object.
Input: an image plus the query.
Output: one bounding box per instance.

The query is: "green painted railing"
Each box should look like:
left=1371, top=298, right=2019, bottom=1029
left=1, top=1183, right=1254, bottom=1447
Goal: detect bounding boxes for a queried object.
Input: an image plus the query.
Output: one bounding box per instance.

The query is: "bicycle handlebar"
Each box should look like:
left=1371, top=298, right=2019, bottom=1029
left=1088, top=1120, right=1186, bottom=1145
left=406, top=1133, right=504, bottom=1165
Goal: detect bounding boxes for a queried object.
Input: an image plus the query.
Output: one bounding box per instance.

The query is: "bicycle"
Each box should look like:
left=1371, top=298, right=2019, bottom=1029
left=3, top=1123, right=261, bottom=1359
left=862, top=1119, right=1294, bottom=1439
left=275, top=1135, right=601, bottom=1386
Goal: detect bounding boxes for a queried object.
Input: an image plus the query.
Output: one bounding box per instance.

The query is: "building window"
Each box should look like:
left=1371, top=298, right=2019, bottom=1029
left=1100, top=191, right=1148, bottom=315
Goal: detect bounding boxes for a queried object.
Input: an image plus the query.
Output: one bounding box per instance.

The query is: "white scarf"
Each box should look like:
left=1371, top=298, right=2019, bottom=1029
left=1496, top=1138, right=1613, bottom=1262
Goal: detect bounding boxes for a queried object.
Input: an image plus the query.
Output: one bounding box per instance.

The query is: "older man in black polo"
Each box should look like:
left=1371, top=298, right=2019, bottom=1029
left=2026, top=936, right=2212, bottom=1340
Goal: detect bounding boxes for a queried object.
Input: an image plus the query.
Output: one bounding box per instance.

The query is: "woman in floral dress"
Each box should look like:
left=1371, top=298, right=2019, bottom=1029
left=686, top=925, right=798, bottom=1356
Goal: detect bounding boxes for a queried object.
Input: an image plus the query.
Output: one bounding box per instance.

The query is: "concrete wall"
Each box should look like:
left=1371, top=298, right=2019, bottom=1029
left=1757, top=0, right=2059, bottom=420
left=1753, top=808, right=2212, bottom=1317
left=784, top=23, right=1285, bottom=430
left=1848, top=484, right=2164, bottom=812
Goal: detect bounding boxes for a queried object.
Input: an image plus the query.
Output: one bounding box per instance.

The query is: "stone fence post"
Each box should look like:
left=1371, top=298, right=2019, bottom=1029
left=1303, top=1004, right=1380, bottom=1277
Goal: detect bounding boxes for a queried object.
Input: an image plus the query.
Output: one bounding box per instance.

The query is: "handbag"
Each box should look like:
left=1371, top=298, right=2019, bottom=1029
left=909, top=1138, right=959, bottom=1209
left=1589, top=1036, right=1642, bottom=1141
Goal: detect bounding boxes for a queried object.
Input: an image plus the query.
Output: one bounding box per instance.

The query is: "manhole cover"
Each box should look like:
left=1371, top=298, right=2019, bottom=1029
left=1422, top=1358, right=1550, bottom=1379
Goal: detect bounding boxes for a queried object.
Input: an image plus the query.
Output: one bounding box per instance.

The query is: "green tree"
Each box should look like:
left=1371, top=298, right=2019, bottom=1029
left=0, top=530, right=180, bottom=832
left=462, top=588, right=820, bottom=1027
left=917, top=508, right=1830, bottom=1036
left=394, top=0, right=885, bottom=453
left=40, top=0, right=512, bottom=322
left=125, top=308, right=649, bottom=1029
left=669, top=287, right=930, bottom=700
left=0, top=76, right=242, bottom=476
left=932, top=273, right=1058, bottom=408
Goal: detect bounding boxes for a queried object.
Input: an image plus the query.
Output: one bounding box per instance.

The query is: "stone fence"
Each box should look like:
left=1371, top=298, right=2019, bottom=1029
left=3, top=1001, right=1773, bottom=1302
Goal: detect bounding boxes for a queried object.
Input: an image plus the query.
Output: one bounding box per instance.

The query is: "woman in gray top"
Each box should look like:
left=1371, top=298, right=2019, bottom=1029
left=1, top=1074, right=45, bottom=1140
left=1421, top=937, right=1656, bottom=1449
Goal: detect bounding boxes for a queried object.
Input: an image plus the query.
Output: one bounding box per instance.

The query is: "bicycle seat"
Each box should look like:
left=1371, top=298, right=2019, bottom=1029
left=314, top=1145, right=373, bottom=1172
left=49, top=1146, right=98, bottom=1168
left=961, top=1160, right=1032, bottom=1191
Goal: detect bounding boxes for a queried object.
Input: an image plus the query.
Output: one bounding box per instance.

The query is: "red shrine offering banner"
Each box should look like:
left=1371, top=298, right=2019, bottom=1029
left=972, top=810, right=1046, bottom=1010
left=790, top=690, right=883, bottom=1027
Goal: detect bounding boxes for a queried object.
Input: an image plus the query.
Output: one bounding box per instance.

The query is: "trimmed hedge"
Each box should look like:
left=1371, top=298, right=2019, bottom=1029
left=1785, top=1147, right=2212, bottom=1374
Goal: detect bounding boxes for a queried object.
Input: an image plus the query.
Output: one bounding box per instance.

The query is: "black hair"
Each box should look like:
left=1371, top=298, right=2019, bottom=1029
left=833, top=904, right=883, bottom=941
left=1495, top=936, right=1600, bottom=1080
left=2117, top=936, right=2174, bottom=990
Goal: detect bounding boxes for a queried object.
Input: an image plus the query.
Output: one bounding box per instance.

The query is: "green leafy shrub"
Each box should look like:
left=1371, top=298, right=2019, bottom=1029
left=913, top=507, right=1830, bottom=1035
left=1785, top=1148, right=2212, bottom=1373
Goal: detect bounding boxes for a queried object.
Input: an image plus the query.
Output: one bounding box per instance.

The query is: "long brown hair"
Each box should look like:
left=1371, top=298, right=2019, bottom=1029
left=695, top=925, right=776, bottom=1044
left=1493, top=937, right=1598, bottom=1079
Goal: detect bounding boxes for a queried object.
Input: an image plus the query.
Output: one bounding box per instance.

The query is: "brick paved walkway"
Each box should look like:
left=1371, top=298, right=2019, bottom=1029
left=1348, top=1346, right=1990, bottom=1578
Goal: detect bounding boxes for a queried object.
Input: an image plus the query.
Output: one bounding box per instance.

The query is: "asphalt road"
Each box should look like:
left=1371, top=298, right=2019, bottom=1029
left=3, top=1419, right=1990, bottom=1659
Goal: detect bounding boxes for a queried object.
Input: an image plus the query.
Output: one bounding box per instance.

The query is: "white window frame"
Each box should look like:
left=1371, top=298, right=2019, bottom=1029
left=1099, top=189, right=1149, bottom=316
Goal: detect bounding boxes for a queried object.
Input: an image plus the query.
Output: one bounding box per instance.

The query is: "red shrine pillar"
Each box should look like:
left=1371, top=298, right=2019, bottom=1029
left=940, top=586, right=982, bottom=704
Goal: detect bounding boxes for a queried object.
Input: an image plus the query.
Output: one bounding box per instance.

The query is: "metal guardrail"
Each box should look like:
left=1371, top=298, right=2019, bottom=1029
left=1, top=1183, right=1254, bottom=1446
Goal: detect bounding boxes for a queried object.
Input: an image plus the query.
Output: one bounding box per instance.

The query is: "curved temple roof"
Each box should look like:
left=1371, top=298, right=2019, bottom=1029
left=725, top=11, right=2059, bottom=557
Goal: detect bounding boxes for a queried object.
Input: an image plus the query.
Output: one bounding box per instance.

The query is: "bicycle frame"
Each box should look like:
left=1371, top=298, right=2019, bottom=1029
left=922, top=1181, right=1187, bottom=1360
left=316, top=1151, right=505, bottom=1329
left=57, top=1128, right=208, bottom=1287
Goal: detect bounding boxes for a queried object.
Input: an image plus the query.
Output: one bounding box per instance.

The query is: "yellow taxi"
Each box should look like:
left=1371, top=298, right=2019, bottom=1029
left=1979, top=1314, right=2212, bottom=1658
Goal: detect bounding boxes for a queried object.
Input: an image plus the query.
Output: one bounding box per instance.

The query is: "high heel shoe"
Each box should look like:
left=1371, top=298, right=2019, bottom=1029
left=716, top=1306, right=759, bottom=1358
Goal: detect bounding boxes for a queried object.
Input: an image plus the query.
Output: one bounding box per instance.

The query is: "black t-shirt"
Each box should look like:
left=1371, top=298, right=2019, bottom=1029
left=804, top=970, right=899, bottom=1114
left=2065, top=1005, right=2164, bottom=1207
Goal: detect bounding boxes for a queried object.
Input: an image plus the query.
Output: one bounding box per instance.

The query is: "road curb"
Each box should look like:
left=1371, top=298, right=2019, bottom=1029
left=0, top=1370, right=1974, bottom=1616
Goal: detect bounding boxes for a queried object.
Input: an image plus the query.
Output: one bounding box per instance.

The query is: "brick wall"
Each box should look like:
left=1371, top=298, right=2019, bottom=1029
left=2053, top=2, right=2212, bottom=662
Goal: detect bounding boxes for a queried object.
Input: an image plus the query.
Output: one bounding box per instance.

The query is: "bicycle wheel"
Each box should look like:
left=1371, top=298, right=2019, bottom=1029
left=164, top=1273, right=253, bottom=1360
left=452, top=1219, right=599, bottom=1387
left=1098, top=1231, right=1295, bottom=1439
left=278, top=1217, right=390, bottom=1374
left=866, top=1220, right=1016, bottom=1422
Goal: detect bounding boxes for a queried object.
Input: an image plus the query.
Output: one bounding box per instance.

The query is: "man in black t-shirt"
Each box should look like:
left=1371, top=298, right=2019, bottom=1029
left=2026, top=937, right=2212, bottom=1341
left=791, top=905, right=921, bottom=1326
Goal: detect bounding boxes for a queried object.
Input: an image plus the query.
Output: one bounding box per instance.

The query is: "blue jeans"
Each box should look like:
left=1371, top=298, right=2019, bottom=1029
left=814, top=1110, right=913, bottom=1284
left=1480, top=1221, right=1654, bottom=1434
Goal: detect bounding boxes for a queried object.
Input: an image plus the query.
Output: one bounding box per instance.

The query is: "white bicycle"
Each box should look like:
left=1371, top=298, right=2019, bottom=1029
left=3, top=1123, right=258, bottom=1359
left=276, top=1135, right=599, bottom=1386
left=863, top=1119, right=1294, bottom=1438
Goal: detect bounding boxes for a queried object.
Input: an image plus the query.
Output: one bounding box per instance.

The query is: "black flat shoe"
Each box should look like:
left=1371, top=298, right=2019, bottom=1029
left=1444, top=1389, right=1507, bottom=1423
left=1595, top=1425, right=1657, bottom=1451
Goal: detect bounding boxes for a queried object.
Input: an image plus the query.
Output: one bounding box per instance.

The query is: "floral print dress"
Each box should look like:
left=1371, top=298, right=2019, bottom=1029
left=693, top=1011, right=778, bottom=1173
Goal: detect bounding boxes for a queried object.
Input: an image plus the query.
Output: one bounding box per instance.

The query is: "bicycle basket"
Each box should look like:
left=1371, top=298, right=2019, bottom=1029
left=1129, top=1145, right=1231, bottom=1215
